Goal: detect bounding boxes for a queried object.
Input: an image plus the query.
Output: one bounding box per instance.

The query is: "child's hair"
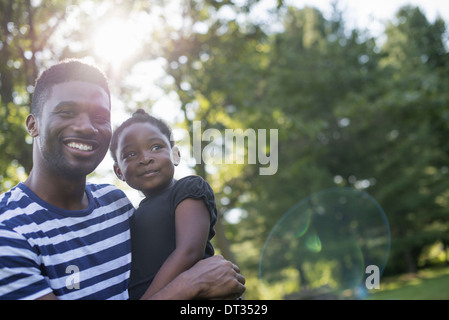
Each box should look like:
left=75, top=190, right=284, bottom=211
left=32, top=59, right=110, bottom=117
left=110, top=109, right=174, bottom=164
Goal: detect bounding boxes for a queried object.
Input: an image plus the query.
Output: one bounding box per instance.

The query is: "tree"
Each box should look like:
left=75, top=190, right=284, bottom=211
left=369, top=6, right=449, bottom=274
left=0, top=0, right=73, bottom=191
left=154, top=0, right=270, bottom=262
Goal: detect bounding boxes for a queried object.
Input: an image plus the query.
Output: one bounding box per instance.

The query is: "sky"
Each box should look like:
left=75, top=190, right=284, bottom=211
left=295, top=0, right=449, bottom=20
left=252, top=0, right=449, bottom=37
left=286, top=0, right=449, bottom=22
left=321, top=0, right=448, bottom=34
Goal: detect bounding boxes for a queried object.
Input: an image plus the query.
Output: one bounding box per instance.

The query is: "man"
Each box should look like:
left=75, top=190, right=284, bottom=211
left=0, top=59, right=245, bottom=300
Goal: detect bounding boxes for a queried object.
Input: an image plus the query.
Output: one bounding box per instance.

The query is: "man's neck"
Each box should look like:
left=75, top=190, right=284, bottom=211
left=24, top=169, right=89, bottom=211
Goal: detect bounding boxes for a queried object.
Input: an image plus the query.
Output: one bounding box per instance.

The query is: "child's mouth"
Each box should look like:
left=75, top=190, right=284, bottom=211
left=141, top=169, right=159, bottom=177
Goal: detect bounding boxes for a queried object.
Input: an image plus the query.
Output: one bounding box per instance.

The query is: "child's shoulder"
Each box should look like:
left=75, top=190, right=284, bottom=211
left=173, top=175, right=213, bottom=196
left=176, top=175, right=206, bottom=184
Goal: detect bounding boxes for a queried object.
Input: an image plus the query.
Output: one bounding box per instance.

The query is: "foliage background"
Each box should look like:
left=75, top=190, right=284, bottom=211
left=1, top=0, right=449, bottom=299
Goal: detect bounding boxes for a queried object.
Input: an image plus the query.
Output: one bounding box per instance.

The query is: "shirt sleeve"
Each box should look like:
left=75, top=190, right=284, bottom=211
left=172, top=176, right=218, bottom=233
left=0, top=224, right=53, bottom=300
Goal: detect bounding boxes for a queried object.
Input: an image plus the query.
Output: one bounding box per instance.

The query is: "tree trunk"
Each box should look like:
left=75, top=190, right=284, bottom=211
left=404, top=248, right=417, bottom=274
left=195, top=161, right=236, bottom=264
left=214, top=213, right=236, bottom=263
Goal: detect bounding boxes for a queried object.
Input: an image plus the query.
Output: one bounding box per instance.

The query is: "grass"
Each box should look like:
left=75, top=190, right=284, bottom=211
left=367, top=265, right=449, bottom=300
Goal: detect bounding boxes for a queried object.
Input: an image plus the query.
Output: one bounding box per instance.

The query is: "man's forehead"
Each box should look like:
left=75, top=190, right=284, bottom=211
left=47, top=81, right=111, bottom=108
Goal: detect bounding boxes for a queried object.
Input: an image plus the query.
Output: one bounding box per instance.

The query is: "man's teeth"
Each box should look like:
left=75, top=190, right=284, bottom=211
left=67, top=142, right=93, bottom=151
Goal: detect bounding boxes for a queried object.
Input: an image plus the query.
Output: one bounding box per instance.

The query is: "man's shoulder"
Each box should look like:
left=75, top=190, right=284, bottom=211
left=0, top=184, right=31, bottom=220
left=0, top=183, right=25, bottom=205
left=86, top=182, right=127, bottom=199
left=86, top=182, right=134, bottom=213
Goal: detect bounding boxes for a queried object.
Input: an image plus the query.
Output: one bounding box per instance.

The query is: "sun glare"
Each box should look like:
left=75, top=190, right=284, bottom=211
left=92, top=18, right=143, bottom=64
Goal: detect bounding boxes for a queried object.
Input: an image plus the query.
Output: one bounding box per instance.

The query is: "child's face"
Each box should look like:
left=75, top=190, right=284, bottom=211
left=113, top=121, right=180, bottom=197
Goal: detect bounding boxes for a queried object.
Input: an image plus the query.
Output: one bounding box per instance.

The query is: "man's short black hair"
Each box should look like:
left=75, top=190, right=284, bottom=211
left=31, top=59, right=111, bottom=117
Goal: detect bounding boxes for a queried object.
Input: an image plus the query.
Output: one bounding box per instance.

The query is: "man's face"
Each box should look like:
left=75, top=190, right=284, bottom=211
left=34, top=81, right=111, bottom=179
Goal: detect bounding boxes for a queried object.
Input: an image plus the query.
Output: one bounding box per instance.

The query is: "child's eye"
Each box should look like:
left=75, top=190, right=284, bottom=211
left=151, top=145, right=162, bottom=151
left=123, top=151, right=137, bottom=159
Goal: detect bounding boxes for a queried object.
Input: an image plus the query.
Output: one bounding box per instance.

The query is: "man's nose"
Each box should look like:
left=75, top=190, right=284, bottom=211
left=73, top=113, right=98, bottom=135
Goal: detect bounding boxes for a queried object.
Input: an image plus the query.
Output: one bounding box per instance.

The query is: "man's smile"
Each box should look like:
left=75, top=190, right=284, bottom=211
left=63, top=138, right=100, bottom=154
left=66, top=141, right=93, bottom=151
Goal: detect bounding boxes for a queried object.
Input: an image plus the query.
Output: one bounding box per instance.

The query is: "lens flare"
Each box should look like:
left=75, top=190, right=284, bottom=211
left=259, top=187, right=390, bottom=299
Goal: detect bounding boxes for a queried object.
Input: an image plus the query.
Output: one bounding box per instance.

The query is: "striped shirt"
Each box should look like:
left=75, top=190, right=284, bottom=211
left=0, top=182, right=135, bottom=300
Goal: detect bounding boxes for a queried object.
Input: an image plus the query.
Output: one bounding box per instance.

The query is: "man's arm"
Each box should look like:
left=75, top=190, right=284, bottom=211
left=0, top=225, right=55, bottom=300
left=147, top=255, right=246, bottom=300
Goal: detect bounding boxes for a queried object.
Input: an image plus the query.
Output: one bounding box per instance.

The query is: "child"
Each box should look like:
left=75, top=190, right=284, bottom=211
left=110, top=109, right=217, bottom=300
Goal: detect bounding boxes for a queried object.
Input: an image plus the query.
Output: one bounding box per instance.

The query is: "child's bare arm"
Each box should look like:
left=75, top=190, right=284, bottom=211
left=139, top=198, right=211, bottom=300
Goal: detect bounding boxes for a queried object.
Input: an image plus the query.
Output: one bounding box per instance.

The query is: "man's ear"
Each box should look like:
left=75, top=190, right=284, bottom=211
left=113, top=163, right=125, bottom=181
left=26, top=114, right=39, bottom=137
left=171, top=146, right=181, bottom=166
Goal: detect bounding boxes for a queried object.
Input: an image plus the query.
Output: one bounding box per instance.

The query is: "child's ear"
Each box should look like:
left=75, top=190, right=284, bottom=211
left=113, top=163, right=125, bottom=181
left=171, top=146, right=181, bottom=166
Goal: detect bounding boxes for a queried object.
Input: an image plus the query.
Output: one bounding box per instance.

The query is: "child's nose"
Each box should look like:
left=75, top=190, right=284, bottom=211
left=139, top=151, right=154, bottom=165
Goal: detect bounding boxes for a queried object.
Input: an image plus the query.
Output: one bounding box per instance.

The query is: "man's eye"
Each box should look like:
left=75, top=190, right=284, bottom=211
left=59, top=110, right=76, bottom=117
left=93, top=113, right=111, bottom=124
left=94, top=116, right=110, bottom=124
